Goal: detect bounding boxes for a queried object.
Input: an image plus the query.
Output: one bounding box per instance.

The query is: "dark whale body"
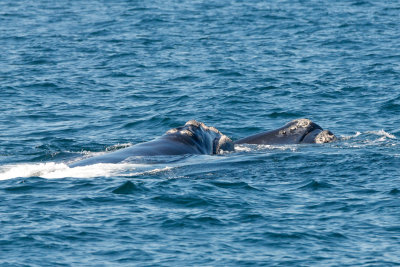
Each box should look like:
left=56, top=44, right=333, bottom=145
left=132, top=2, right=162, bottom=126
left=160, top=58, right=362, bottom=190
left=69, top=120, right=234, bottom=167
left=234, top=118, right=336, bottom=145
left=69, top=119, right=336, bottom=167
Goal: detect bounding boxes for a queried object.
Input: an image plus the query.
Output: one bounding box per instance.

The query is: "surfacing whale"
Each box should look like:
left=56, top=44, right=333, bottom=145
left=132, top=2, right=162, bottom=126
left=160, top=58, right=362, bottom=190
left=69, top=120, right=234, bottom=167
left=234, top=118, right=336, bottom=145
left=69, top=118, right=336, bottom=167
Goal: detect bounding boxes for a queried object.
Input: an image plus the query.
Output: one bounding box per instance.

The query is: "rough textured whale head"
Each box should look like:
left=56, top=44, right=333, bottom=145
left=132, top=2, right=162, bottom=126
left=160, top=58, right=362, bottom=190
left=281, top=119, right=337, bottom=144
left=314, top=130, right=337, bottom=143
left=165, top=120, right=234, bottom=154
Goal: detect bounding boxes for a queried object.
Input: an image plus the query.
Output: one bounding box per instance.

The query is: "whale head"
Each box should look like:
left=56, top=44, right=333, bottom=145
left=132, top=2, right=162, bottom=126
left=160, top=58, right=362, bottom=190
left=165, top=120, right=234, bottom=154
left=234, top=118, right=337, bottom=145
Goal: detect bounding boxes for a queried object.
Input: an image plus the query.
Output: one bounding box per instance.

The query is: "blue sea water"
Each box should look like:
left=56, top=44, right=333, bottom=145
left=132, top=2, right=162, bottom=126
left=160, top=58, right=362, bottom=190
left=1, top=0, right=400, bottom=265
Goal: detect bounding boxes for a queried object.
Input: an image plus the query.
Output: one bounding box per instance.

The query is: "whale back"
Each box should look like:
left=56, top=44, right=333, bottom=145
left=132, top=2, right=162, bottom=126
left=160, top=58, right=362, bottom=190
left=165, top=120, right=234, bottom=154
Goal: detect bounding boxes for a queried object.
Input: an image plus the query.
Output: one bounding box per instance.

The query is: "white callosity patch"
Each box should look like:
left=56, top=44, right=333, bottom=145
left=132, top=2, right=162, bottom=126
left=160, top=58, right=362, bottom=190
left=214, top=135, right=235, bottom=154
left=184, top=120, right=219, bottom=133
left=165, top=128, right=178, bottom=134
left=289, top=119, right=312, bottom=133
left=294, top=118, right=312, bottom=128
left=315, top=130, right=337, bottom=144
left=279, top=118, right=312, bottom=135
left=180, top=129, right=194, bottom=136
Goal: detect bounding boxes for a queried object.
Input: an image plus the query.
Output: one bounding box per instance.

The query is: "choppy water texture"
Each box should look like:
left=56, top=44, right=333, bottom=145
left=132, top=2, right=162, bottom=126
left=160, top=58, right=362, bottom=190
left=1, top=0, right=400, bottom=266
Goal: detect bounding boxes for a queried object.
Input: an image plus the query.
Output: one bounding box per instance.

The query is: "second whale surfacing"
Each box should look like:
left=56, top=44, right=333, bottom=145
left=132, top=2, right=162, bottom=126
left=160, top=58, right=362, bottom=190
left=234, top=118, right=337, bottom=145
left=69, top=118, right=336, bottom=167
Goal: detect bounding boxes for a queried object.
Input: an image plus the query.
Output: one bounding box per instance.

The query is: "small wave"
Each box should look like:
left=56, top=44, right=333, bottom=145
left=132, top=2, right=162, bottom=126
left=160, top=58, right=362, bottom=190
left=341, top=130, right=396, bottom=142
left=210, top=180, right=260, bottom=191
left=112, top=181, right=148, bottom=194
left=298, top=179, right=333, bottom=190
left=366, top=130, right=396, bottom=139
left=340, top=131, right=362, bottom=140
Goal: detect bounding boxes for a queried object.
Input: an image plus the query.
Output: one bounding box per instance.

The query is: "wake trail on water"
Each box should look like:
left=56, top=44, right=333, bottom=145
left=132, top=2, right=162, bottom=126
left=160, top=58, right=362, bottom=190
left=0, top=162, right=172, bottom=180
left=340, top=129, right=397, bottom=142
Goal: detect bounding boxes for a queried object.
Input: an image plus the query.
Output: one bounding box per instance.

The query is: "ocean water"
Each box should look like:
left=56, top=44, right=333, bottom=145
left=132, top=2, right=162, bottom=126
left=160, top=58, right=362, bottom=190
left=1, top=0, right=400, bottom=265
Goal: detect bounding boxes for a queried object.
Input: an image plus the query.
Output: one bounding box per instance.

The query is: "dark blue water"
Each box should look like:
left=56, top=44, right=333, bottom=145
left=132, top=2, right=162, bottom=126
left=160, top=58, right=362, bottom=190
left=1, top=0, right=400, bottom=265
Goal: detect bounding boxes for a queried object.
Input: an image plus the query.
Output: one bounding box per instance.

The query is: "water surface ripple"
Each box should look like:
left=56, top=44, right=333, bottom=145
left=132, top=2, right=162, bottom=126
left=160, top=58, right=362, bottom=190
left=1, top=0, right=400, bottom=266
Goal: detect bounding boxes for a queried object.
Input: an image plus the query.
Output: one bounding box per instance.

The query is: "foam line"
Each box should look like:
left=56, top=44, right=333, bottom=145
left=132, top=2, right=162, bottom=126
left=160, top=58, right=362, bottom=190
left=0, top=162, right=153, bottom=180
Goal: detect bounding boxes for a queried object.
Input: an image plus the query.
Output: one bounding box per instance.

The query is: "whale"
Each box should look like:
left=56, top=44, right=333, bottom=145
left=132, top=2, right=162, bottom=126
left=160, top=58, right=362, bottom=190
left=69, top=118, right=336, bottom=167
left=234, top=118, right=337, bottom=145
left=69, top=120, right=234, bottom=167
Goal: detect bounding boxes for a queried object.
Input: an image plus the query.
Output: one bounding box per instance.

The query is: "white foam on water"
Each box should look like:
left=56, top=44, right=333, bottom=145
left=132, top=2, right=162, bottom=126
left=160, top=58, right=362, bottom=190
left=0, top=162, right=167, bottom=180
left=339, top=129, right=399, bottom=149
left=234, top=145, right=253, bottom=152
left=341, top=131, right=362, bottom=140
left=125, top=166, right=174, bottom=177
left=0, top=162, right=70, bottom=180
left=234, top=144, right=298, bottom=153
left=261, top=144, right=298, bottom=152
left=341, top=130, right=397, bottom=144
left=366, top=130, right=396, bottom=139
